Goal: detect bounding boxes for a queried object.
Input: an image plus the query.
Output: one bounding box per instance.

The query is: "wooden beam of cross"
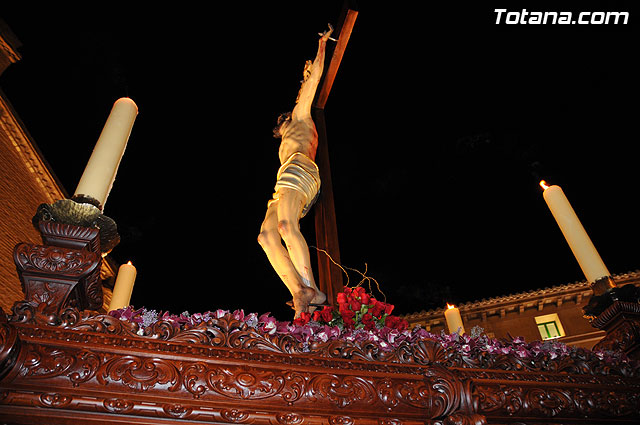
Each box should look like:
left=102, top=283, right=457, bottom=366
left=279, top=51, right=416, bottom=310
left=312, top=2, right=358, bottom=307
left=314, top=4, right=358, bottom=110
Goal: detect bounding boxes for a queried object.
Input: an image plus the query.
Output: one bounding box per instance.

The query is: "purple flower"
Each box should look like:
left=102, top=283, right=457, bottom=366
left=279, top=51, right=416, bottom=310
left=512, top=336, right=525, bottom=344
left=276, top=321, right=295, bottom=334
left=141, top=309, right=159, bottom=327
left=214, top=309, right=228, bottom=319
left=314, top=329, right=330, bottom=343
left=244, top=312, right=259, bottom=328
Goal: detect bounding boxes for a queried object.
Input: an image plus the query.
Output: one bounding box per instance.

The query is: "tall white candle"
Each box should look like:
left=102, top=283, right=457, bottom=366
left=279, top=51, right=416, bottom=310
left=540, top=181, right=609, bottom=283
left=108, top=261, right=137, bottom=312
left=444, top=303, right=465, bottom=335
left=74, top=97, right=138, bottom=209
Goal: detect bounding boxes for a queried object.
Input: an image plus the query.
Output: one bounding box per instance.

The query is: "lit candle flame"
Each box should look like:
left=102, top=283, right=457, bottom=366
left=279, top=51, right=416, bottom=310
left=127, top=261, right=133, bottom=266
left=447, top=303, right=455, bottom=309
left=539, top=180, right=550, bottom=190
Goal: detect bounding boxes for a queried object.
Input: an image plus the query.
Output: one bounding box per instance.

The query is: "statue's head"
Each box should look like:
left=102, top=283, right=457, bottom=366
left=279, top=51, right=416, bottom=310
left=273, top=112, right=292, bottom=138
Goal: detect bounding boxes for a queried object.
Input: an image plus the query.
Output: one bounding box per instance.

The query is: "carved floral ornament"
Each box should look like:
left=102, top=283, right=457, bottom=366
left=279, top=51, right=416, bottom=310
left=10, top=352, right=478, bottom=422
left=13, top=242, right=103, bottom=314
left=2, top=281, right=640, bottom=424
left=13, top=243, right=99, bottom=276
left=4, top=323, right=476, bottom=422
left=2, top=304, right=640, bottom=424
left=4, top=299, right=638, bottom=376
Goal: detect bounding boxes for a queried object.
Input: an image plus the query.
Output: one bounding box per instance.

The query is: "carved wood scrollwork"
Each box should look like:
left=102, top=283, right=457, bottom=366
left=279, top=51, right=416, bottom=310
left=475, top=383, right=640, bottom=420
left=12, top=221, right=103, bottom=315
left=275, top=412, right=304, bottom=425
left=0, top=314, right=19, bottom=379
left=591, top=301, right=640, bottom=359
left=2, top=305, right=640, bottom=423
left=3, top=330, right=486, bottom=422
left=14, top=244, right=98, bottom=276
left=594, top=320, right=639, bottom=353
left=2, top=322, right=639, bottom=424
left=37, top=221, right=100, bottom=252
left=97, top=355, right=182, bottom=392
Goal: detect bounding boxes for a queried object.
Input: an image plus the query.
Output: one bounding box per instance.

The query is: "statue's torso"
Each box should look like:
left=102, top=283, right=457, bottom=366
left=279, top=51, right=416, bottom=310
left=278, top=118, right=318, bottom=164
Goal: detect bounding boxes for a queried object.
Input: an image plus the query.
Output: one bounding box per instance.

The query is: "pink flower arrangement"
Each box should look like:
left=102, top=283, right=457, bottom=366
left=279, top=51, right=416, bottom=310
left=107, top=292, right=635, bottom=372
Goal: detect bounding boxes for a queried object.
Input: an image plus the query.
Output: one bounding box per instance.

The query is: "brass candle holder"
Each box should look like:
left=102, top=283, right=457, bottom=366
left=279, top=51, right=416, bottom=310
left=32, top=195, right=120, bottom=255
left=583, top=275, right=640, bottom=319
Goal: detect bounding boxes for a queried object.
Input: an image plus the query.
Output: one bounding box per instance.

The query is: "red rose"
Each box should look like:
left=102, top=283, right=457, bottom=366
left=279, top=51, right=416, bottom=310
left=319, top=305, right=334, bottom=323
left=293, top=311, right=311, bottom=327
left=360, top=292, right=371, bottom=305
left=384, top=315, right=398, bottom=328
left=337, top=292, right=348, bottom=305
left=361, top=313, right=375, bottom=330
left=343, top=319, right=354, bottom=328
left=342, top=314, right=355, bottom=329
left=353, top=286, right=366, bottom=298
left=384, top=303, right=395, bottom=315
left=370, top=300, right=385, bottom=317
left=342, top=309, right=354, bottom=318
left=312, top=310, right=322, bottom=322
left=349, top=297, right=362, bottom=312
left=385, top=315, right=408, bottom=331
left=340, top=307, right=356, bottom=328
left=396, top=318, right=408, bottom=331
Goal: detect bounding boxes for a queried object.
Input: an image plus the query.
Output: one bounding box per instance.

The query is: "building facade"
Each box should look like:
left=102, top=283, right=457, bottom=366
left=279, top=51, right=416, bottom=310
left=403, top=270, right=640, bottom=349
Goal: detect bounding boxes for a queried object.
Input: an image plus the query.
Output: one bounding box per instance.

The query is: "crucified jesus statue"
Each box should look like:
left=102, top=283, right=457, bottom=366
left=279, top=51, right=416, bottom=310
left=258, top=25, right=334, bottom=319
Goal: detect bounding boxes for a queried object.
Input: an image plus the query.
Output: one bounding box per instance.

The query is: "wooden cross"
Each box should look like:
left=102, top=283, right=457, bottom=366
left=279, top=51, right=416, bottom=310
left=312, top=2, right=358, bottom=306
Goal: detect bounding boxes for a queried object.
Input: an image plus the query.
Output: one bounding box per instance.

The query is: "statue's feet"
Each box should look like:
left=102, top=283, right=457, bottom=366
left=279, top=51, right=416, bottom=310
left=292, top=287, right=327, bottom=319
left=311, top=289, right=327, bottom=308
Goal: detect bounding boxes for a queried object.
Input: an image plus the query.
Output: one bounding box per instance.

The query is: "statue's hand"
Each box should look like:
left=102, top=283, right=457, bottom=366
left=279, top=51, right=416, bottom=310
left=318, top=24, right=335, bottom=42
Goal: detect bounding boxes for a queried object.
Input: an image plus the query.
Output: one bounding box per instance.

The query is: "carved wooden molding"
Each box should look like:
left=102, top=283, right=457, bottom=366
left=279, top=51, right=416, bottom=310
left=14, top=243, right=99, bottom=276
left=13, top=243, right=102, bottom=315
left=591, top=301, right=640, bottom=359
left=37, top=220, right=101, bottom=252
left=13, top=222, right=103, bottom=316
left=0, top=309, right=487, bottom=424
left=475, top=382, right=640, bottom=419
left=2, top=220, right=640, bottom=424
left=1, top=307, right=640, bottom=424
left=591, top=301, right=640, bottom=329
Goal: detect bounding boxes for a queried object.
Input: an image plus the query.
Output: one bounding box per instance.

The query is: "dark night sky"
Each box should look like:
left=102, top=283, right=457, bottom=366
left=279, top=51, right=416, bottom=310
left=1, top=2, right=638, bottom=320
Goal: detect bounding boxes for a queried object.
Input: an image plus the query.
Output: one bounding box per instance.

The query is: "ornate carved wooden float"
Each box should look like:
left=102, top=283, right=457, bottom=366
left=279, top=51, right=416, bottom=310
left=1, top=220, right=639, bottom=424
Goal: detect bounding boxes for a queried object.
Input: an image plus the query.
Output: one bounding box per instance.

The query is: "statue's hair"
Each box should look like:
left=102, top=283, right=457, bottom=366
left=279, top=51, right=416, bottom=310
left=273, top=112, right=292, bottom=138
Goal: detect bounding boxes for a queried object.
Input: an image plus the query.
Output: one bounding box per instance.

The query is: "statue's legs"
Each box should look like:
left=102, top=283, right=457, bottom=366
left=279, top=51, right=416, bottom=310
left=258, top=201, right=302, bottom=295
left=258, top=189, right=325, bottom=317
left=275, top=190, right=323, bottom=295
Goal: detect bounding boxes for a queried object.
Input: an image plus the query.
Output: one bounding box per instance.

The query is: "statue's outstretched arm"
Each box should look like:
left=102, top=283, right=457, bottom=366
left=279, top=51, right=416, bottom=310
left=292, top=25, right=334, bottom=120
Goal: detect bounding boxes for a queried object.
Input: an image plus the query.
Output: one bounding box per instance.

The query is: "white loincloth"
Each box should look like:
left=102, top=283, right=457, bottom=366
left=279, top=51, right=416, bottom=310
left=268, top=152, right=321, bottom=218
